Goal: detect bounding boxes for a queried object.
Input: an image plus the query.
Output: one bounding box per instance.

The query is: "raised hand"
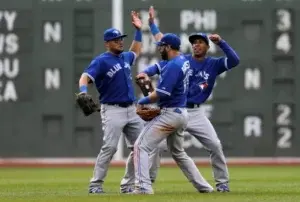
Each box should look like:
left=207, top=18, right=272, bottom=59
left=149, top=6, right=155, bottom=24
left=131, top=11, right=142, bottom=30
left=209, top=34, right=222, bottom=45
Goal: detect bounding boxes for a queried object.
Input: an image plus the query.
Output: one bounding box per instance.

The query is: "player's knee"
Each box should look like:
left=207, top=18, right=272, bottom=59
left=208, top=140, right=223, bottom=153
left=134, top=140, right=150, bottom=153
left=170, top=150, right=186, bottom=161
left=100, top=145, right=118, bottom=157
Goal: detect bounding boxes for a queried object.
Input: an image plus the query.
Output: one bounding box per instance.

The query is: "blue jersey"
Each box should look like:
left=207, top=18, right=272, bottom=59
left=154, top=55, right=190, bottom=108
left=83, top=51, right=136, bottom=103
left=185, top=54, right=229, bottom=104
left=143, top=51, right=238, bottom=105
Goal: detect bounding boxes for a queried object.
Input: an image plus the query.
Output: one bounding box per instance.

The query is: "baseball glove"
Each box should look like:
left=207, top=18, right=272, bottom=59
left=135, top=76, right=155, bottom=96
left=136, top=105, right=161, bottom=121
left=75, top=92, right=100, bottom=116
left=135, top=74, right=161, bottom=121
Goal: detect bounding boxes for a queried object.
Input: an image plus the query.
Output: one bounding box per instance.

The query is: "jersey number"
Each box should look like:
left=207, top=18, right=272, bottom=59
left=182, top=61, right=190, bottom=93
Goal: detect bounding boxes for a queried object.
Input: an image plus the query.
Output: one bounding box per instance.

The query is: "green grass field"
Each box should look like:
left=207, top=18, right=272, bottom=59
left=0, top=166, right=299, bottom=202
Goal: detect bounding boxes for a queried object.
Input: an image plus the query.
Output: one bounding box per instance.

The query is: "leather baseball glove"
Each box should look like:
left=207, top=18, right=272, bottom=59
left=136, top=105, right=161, bottom=121
left=135, top=74, right=155, bottom=96
left=135, top=74, right=161, bottom=121
left=75, top=92, right=100, bottom=116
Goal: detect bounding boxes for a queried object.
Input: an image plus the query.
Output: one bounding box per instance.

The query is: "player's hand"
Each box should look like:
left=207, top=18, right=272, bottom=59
left=136, top=72, right=150, bottom=80
left=131, top=11, right=142, bottom=30
left=209, top=34, right=222, bottom=45
left=148, top=6, right=155, bottom=24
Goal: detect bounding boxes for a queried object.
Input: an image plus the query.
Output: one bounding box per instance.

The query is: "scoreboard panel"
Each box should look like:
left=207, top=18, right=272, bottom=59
left=0, top=0, right=299, bottom=158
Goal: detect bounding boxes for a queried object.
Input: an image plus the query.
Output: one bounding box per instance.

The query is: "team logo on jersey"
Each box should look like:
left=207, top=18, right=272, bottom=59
left=106, top=62, right=130, bottom=78
left=107, top=63, right=122, bottom=78
left=195, top=70, right=209, bottom=80
left=124, top=62, right=130, bottom=69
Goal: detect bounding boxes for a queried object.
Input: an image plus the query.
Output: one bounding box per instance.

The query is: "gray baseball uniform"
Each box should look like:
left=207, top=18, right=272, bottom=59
left=134, top=45, right=213, bottom=194
left=146, top=36, right=240, bottom=190
left=89, top=104, right=144, bottom=191
left=149, top=107, right=229, bottom=185
left=82, top=47, right=144, bottom=193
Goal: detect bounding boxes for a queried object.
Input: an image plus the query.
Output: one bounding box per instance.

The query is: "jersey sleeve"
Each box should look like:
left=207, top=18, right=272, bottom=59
left=156, top=63, right=182, bottom=96
left=124, top=51, right=137, bottom=66
left=142, top=64, right=160, bottom=76
left=142, top=60, right=167, bottom=76
left=82, top=58, right=105, bottom=82
left=216, top=57, right=228, bottom=75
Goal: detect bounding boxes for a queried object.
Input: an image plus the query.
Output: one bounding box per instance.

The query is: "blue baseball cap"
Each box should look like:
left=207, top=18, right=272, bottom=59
left=188, top=33, right=209, bottom=45
left=103, top=28, right=127, bottom=42
left=155, top=33, right=181, bottom=49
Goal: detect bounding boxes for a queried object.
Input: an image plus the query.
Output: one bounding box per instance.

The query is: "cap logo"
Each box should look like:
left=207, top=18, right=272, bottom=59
left=113, top=30, right=120, bottom=35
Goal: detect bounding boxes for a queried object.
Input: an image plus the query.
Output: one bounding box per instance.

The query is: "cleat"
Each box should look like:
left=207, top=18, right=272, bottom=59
left=88, top=187, right=105, bottom=194
left=216, top=183, right=230, bottom=192
left=120, top=186, right=134, bottom=194
left=131, top=188, right=154, bottom=195
left=199, top=189, right=213, bottom=193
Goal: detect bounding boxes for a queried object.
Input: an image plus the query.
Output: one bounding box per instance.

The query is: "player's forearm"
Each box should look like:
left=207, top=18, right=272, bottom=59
left=142, top=65, right=159, bottom=77
left=137, top=91, right=159, bottom=104
left=149, top=91, right=160, bottom=102
left=149, top=22, right=163, bottom=41
left=218, top=40, right=240, bottom=68
left=129, top=29, right=142, bottom=57
left=79, top=74, right=90, bottom=93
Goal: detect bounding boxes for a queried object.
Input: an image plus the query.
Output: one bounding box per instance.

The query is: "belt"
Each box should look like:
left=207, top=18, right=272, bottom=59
left=186, top=103, right=201, bottom=108
left=106, top=102, right=133, bottom=108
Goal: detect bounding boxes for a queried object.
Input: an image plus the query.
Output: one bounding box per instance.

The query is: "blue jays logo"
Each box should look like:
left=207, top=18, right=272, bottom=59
left=194, top=70, right=210, bottom=80
left=124, top=62, right=130, bottom=69
left=113, top=30, right=120, bottom=35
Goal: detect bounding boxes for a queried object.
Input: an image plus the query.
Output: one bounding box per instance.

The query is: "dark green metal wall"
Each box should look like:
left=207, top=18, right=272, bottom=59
left=0, top=0, right=299, bottom=158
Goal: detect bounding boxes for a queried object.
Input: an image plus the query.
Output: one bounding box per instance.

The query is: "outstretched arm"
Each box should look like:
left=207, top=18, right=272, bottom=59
left=209, top=34, right=240, bottom=69
left=148, top=6, right=164, bottom=42
left=129, top=11, right=142, bottom=57
left=79, top=59, right=101, bottom=93
left=78, top=75, right=91, bottom=93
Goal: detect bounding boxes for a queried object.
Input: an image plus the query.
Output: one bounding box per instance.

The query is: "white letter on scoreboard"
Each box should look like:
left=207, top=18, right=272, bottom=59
left=45, top=68, right=60, bottom=90
left=244, top=116, right=262, bottom=137
left=244, top=68, right=261, bottom=90
left=44, top=22, right=62, bottom=43
left=180, top=10, right=194, bottom=31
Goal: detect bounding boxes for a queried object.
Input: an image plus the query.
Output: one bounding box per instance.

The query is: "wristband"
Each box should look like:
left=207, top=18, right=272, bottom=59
left=138, top=96, right=151, bottom=104
left=79, top=85, right=88, bottom=93
left=134, top=29, right=142, bottom=42
left=149, top=23, right=160, bottom=35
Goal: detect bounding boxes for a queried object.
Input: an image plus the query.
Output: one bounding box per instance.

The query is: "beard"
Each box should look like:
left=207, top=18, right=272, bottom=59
left=160, top=49, right=168, bottom=60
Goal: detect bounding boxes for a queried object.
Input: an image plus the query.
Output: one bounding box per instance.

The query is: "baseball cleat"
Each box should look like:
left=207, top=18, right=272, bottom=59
left=120, top=186, right=134, bottom=194
left=216, top=183, right=230, bottom=192
left=199, top=189, right=214, bottom=193
left=131, top=188, right=154, bottom=195
left=88, top=187, right=105, bottom=194
left=198, top=187, right=214, bottom=193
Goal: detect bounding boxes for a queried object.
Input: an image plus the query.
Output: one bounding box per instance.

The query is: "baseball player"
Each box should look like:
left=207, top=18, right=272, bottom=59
left=145, top=6, right=240, bottom=192
left=133, top=33, right=214, bottom=194
left=77, top=11, right=144, bottom=194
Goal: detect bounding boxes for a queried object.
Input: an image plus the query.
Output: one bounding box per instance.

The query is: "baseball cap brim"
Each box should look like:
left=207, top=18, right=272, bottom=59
left=106, top=34, right=128, bottom=41
left=188, top=34, right=209, bottom=45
